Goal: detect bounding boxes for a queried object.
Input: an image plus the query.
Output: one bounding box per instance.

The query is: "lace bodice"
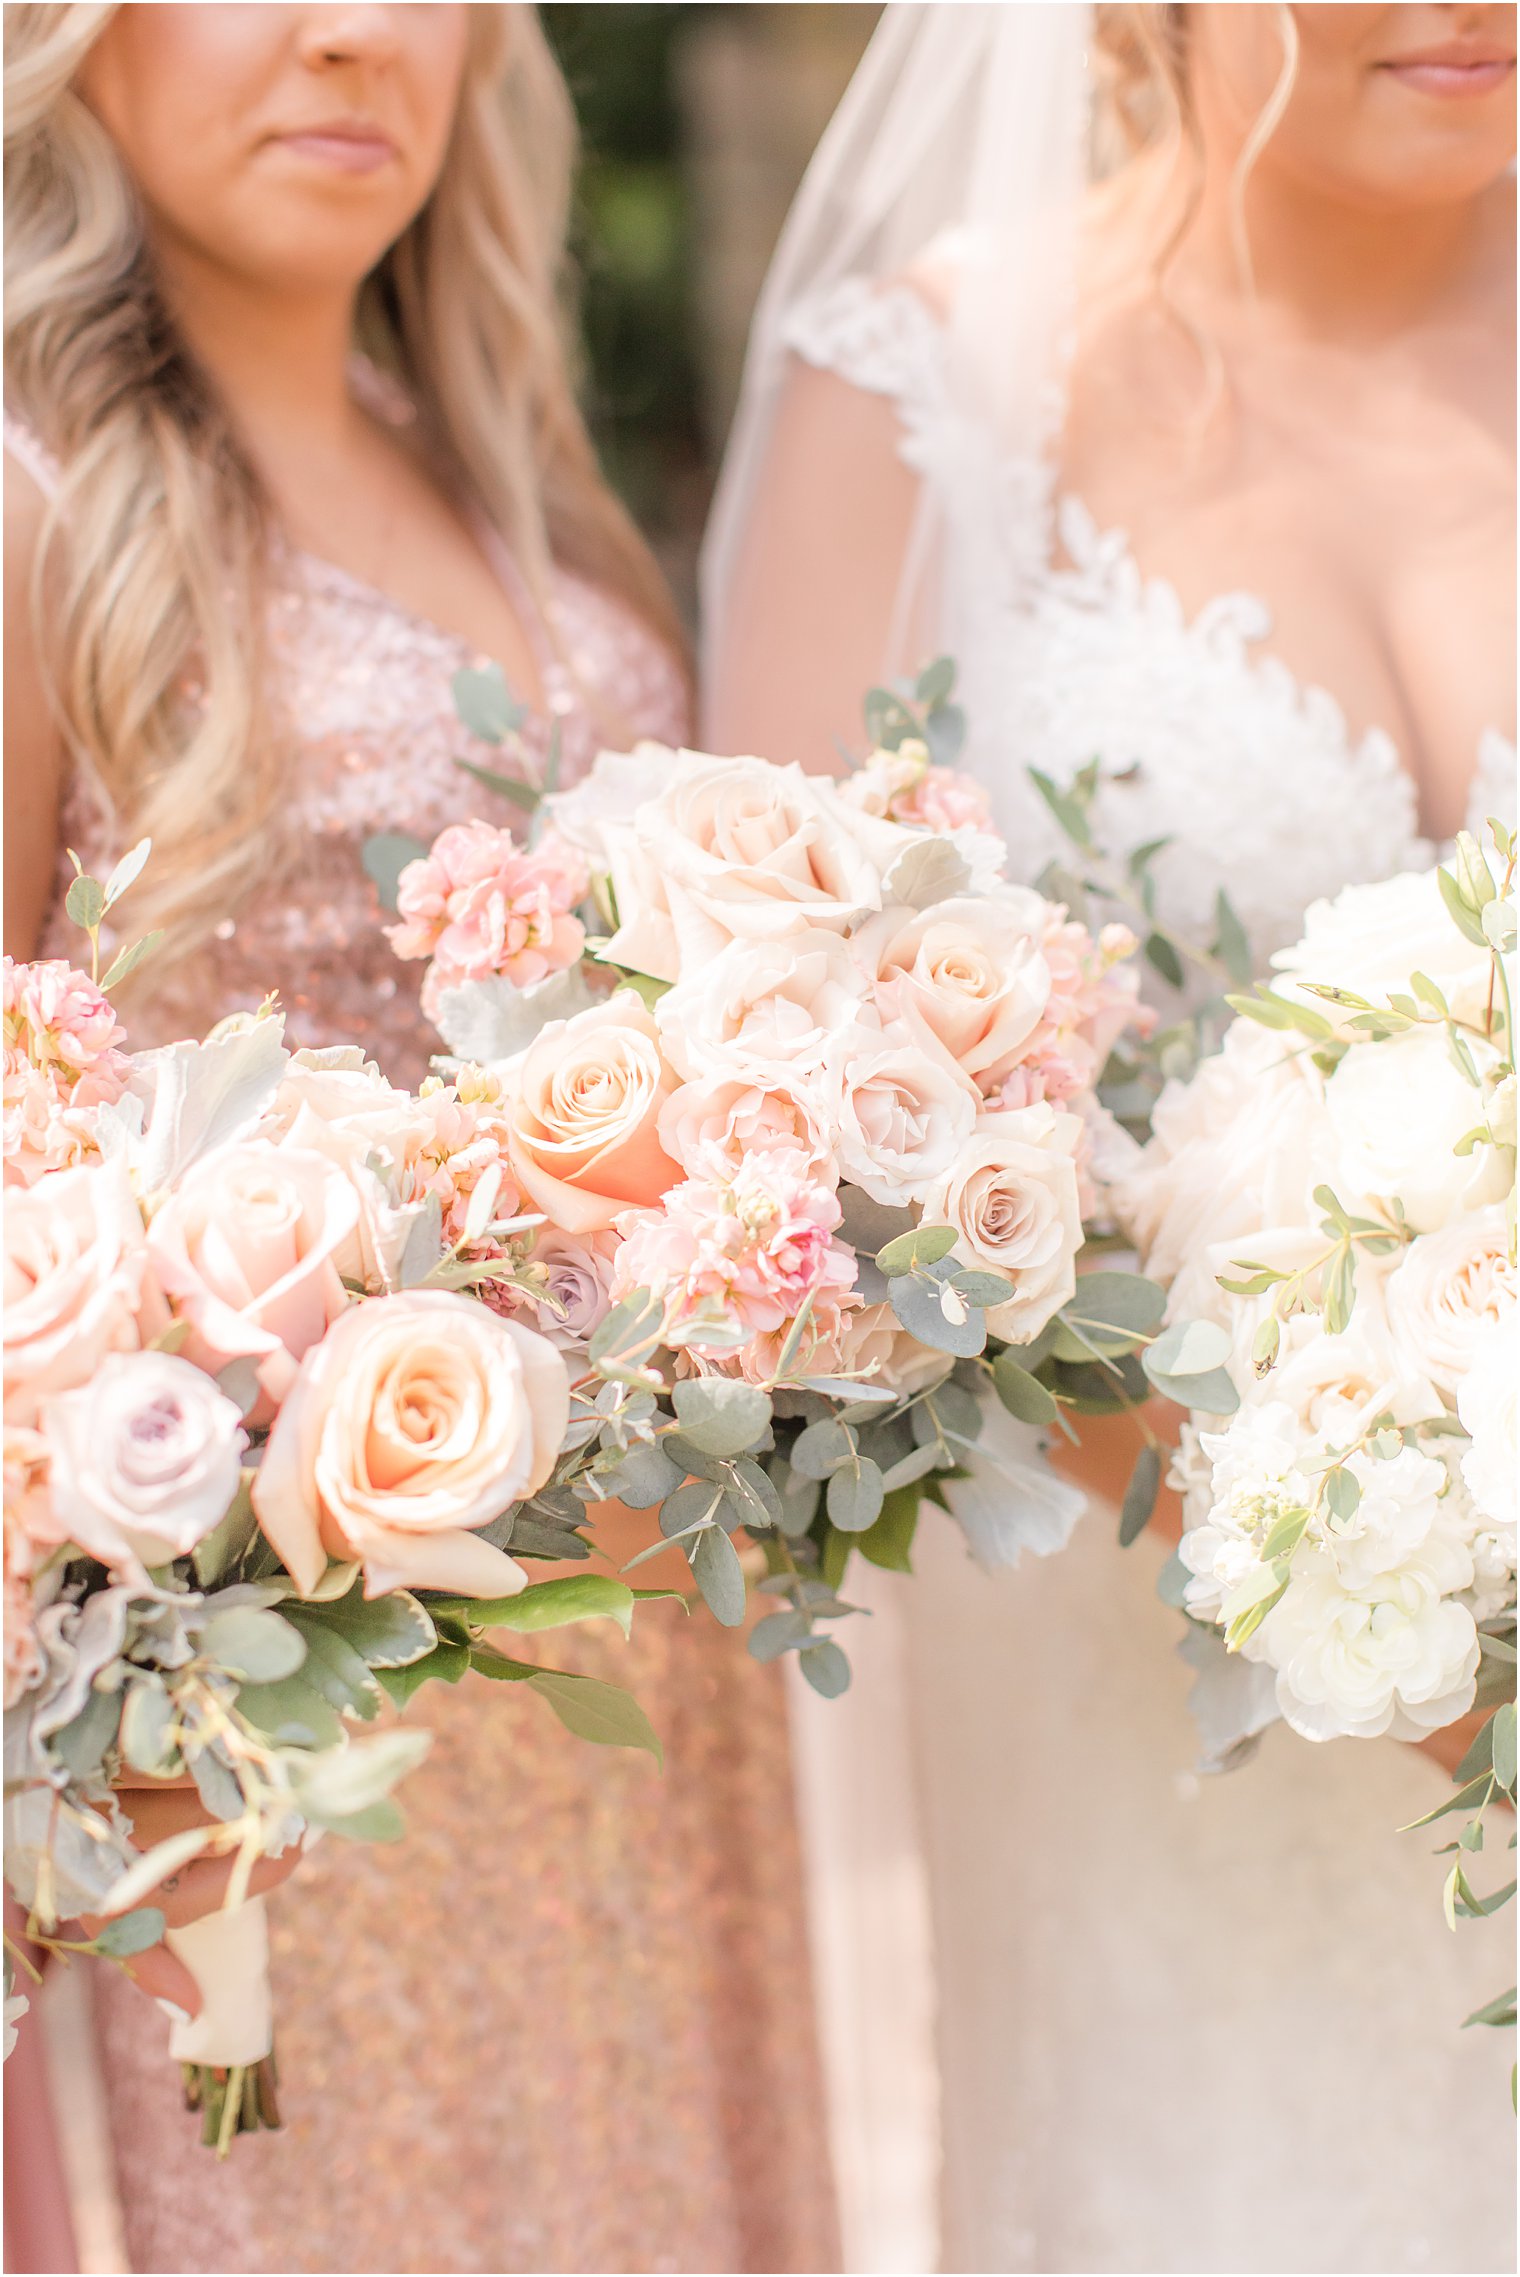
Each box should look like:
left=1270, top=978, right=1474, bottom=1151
left=786, top=280, right=1517, bottom=989
left=6, top=406, right=688, bottom=1087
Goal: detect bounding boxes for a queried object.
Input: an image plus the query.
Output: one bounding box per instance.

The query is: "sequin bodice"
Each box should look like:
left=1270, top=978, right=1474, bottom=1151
left=8, top=406, right=686, bottom=1087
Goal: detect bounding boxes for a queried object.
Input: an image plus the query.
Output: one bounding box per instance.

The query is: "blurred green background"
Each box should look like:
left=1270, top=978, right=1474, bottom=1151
left=542, top=3, right=879, bottom=616
left=542, top=5, right=705, bottom=579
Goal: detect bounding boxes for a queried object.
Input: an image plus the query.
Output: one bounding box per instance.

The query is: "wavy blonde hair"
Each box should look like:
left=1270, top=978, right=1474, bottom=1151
left=5, top=2, right=685, bottom=969
left=1092, top=3, right=1301, bottom=285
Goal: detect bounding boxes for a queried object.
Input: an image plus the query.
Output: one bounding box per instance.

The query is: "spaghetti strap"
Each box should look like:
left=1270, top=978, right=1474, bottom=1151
left=3, top=406, right=61, bottom=498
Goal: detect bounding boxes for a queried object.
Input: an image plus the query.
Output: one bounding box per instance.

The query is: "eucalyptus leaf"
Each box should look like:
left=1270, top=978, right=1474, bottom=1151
left=691, top=1522, right=747, bottom=1627
left=991, top=1354, right=1059, bottom=1426
left=360, top=831, right=428, bottom=916
left=789, top=1419, right=857, bottom=1480
left=671, top=1378, right=772, bottom=1458
left=602, top=1442, right=681, bottom=1509
left=65, top=873, right=105, bottom=931
left=91, top=1906, right=167, bottom=1960
left=827, top=1459, right=885, bottom=1534
left=798, top=1640, right=852, bottom=1699
left=748, top=1609, right=812, bottom=1664
left=1492, top=1702, right=1517, bottom=1796
left=889, top=1270, right=986, bottom=1358
left=289, top=1729, right=432, bottom=1825
left=876, top=1223, right=958, bottom=1276
left=1118, top=1445, right=1162, bottom=1547
left=451, top=661, right=525, bottom=745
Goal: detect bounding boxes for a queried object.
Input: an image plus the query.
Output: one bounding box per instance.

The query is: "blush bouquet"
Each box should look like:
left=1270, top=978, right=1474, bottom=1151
left=377, top=663, right=1197, bottom=1693
left=3, top=855, right=663, bottom=2152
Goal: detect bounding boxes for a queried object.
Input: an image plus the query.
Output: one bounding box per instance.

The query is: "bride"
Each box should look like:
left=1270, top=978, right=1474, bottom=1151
left=705, top=5, right=1517, bottom=2271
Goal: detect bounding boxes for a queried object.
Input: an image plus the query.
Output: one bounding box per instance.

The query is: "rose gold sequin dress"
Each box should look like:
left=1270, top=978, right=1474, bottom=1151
left=7, top=408, right=840, bottom=2276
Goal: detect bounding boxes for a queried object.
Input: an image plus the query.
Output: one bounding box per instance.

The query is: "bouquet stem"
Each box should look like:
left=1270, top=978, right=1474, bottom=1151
left=181, top=2053, right=282, bottom=2156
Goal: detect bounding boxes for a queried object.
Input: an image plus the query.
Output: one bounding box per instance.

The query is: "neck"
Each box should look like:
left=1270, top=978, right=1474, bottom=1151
left=1181, top=147, right=1497, bottom=344
left=151, top=233, right=362, bottom=472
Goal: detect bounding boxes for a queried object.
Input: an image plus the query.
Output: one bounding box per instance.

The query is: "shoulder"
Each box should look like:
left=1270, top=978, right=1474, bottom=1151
left=782, top=269, right=949, bottom=418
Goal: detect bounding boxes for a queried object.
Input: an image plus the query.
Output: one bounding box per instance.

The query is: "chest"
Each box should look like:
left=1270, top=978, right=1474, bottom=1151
left=1059, top=334, right=1515, bottom=840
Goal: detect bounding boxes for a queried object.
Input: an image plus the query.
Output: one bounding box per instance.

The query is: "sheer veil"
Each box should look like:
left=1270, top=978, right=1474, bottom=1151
left=701, top=1, right=1093, bottom=699
left=699, top=13, right=1093, bottom=2269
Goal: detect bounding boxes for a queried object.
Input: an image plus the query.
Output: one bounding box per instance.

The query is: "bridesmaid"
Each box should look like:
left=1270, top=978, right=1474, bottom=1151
left=4, top=8, right=837, bottom=2271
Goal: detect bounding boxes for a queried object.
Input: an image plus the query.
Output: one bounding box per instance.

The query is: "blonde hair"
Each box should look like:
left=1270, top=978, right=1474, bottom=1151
left=4, top=3, right=685, bottom=971
left=1092, top=4, right=1301, bottom=286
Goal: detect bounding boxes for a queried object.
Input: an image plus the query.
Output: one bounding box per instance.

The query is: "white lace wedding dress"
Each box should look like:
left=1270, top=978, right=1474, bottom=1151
left=784, top=279, right=1518, bottom=2277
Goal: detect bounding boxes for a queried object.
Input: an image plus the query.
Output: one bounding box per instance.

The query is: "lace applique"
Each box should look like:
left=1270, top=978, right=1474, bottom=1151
left=780, top=286, right=1510, bottom=1002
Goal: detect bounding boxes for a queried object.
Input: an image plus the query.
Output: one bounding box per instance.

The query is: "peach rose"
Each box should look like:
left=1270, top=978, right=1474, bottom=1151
left=856, top=895, right=1052, bottom=1084
left=251, top=1291, right=570, bottom=1598
left=503, top=991, right=680, bottom=1234
left=3, top=1158, right=160, bottom=1425
left=146, top=1142, right=360, bottom=1415
left=918, top=1105, right=1084, bottom=1344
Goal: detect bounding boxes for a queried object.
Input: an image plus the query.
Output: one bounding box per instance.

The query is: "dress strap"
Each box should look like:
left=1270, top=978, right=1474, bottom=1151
left=3, top=406, right=61, bottom=498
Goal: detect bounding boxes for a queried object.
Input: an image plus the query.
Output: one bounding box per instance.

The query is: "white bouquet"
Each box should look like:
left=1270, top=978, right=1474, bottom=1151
left=1121, top=829, right=1516, bottom=2019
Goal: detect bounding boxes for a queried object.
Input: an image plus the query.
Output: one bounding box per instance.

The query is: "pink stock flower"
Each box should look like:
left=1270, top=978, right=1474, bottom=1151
left=4, top=1426, right=48, bottom=1706
left=412, top=1073, right=525, bottom=1256
left=839, top=742, right=993, bottom=835
left=387, top=822, right=588, bottom=993
left=993, top=916, right=1150, bottom=1111
left=3, top=959, right=130, bottom=1187
left=611, top=1146, right=859, bottom=1374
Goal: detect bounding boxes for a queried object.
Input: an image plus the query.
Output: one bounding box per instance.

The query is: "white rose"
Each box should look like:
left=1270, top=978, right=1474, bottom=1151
left=825, top=1011, right=979, bottom=1205
left=268, top=1061, right=446, bottom=1287
left=656, top=929, right=871, bottom=1085
left=145, top=1142, right=359, bottom=1414
left=539, top=741, right=681, bottom=868
left=1272, top=866, right=1494, bottom=1034
left=1458, top=1307, right=1518, bottom=1539
left=1384, top=1206, right=1515, bottom=1402
left=42, top=1351, right=246, bottom=1582
left=1257, top=1273, right=1441, bottom=1443
left=603, top=753, right=910, bottom=984
left=3, top=1157, right=159, bottom=1425
left=1116, top=1018, right=1338, bottom=1330
left=854, top=895, right=1051, bottom=1083
left=1323, top=1023, right=1509, bottom=1234
left=917, top=1105, right=1083, bottom=1344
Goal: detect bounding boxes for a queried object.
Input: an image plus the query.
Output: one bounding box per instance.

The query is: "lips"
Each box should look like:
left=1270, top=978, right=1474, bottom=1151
left=1376, top=43, right=1516, bottom=98
left=268, top=119, right=399, bottom=173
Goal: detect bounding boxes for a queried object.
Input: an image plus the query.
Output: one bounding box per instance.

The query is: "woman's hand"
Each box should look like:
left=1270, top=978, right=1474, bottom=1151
left=73, top=1773, right=301, bottom=2017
